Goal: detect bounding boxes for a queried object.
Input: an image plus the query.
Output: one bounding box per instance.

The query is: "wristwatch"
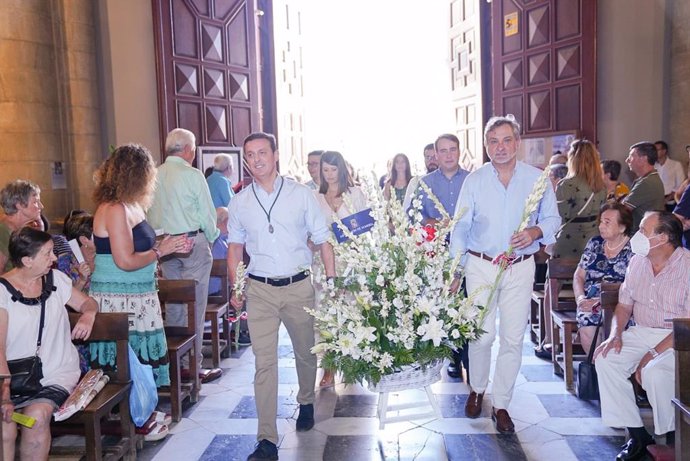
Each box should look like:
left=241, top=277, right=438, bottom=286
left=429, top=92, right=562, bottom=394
left=648, top=347, right=659, bottom=358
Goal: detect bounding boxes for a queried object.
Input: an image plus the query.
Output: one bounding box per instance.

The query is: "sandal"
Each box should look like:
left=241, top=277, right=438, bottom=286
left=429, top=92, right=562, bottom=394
left=135, top=420, right=169, bottom=442
left=534, top=344, right=553, bottom=360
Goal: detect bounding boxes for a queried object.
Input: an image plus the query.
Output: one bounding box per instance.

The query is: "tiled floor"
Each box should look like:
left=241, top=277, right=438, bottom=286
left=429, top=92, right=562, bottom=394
left=111, top=324, right=664, bottom=461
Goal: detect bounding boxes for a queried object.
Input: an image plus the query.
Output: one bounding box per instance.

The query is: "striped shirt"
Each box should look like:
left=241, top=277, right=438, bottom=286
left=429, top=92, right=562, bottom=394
left=619, top=247, right=690, bottom=328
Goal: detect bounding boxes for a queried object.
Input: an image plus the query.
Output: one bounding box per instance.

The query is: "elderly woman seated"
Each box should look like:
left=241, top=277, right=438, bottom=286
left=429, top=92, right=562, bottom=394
left=573, top=201, right=634, bottom=354
left=0, top=180, right=44, bottom=274
left=0, top=227, right=97, bottom=460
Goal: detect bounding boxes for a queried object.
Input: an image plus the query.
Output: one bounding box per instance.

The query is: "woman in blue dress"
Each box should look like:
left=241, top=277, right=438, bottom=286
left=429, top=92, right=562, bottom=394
left=89, top=144, right=187, bottom=386
left=573, top=201, right=634, bottom=354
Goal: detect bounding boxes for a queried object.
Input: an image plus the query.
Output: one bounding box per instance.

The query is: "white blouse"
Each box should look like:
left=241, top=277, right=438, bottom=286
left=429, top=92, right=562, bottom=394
left=0, top=270, right=80, bottom=392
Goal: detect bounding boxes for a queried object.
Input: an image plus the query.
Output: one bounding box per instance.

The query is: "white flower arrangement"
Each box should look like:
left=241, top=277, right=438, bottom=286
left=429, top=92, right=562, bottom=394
left=306, top=176, right=488, bottom=385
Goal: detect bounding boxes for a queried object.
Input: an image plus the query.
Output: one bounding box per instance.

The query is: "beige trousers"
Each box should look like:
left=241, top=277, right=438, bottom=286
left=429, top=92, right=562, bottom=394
left=596, top=326, right=675, bottom=435
left=246, top=277, right=317, bottom=444
left=465, top=253, right=535, bottom=410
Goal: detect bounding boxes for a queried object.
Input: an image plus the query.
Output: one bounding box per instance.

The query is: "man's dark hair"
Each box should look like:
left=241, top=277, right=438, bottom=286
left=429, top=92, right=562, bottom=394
left=307, top=150, right=324, bottom=158
left=654, top=140, right=668, bottom=151
left=649, top=211, right=683, bottom=249
left=601, top=160, right=622, bottom=181
left=423, top=143, right=434, bottom=152
left=434, top=134, right=460, bottom=152
left=630, top=142, right=657, bottom=166
left=243, top=132, right=277, bottom=152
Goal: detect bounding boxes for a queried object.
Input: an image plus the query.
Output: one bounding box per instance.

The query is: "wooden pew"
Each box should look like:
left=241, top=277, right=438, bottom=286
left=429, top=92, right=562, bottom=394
left=157, top=279, right=200, bottom=422
left=672, top=318, right=690, bottom=461
left=204, top=259, right=231, bottom=367
left=51, top=312, right=136, bottom=461
left=547, top=258, right=580, bottom=390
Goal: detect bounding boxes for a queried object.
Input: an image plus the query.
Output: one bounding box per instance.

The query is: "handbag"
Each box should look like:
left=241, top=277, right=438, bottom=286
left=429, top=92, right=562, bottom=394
left=576, top=318, right=602, bottom=400
left=0, top=272, right=55, bottom=397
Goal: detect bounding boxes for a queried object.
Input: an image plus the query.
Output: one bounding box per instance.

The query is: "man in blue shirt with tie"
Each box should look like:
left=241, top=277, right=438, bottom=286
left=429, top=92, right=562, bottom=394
left=450, top=115, right=560, bottom=434
left=228, top=132, right=335, bottom=461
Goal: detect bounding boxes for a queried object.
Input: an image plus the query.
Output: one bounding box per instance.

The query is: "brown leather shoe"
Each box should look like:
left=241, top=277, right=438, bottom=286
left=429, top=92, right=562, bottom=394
left=492, top=408, right=515, bottom=433
left=464, top=391, right=484, bottom=418
left=199, top=368, right=222, bottom=384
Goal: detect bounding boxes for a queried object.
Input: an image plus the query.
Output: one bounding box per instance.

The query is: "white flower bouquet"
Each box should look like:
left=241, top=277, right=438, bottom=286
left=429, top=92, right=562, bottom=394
left=306, top=177, right=487, bottom=386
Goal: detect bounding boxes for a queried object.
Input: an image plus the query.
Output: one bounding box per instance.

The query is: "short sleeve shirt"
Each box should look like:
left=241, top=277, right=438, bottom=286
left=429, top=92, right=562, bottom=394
left=622, top=171, right=665, bottom=232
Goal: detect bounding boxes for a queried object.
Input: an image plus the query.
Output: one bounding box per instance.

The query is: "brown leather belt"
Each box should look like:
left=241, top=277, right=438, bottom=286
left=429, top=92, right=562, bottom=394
left=467, top=249, right=533, bottom=264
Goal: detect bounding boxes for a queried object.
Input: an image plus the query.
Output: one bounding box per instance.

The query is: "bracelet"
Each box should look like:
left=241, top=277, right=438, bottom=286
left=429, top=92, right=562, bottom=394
left=576, top=295, right=586, bottom=305
left=648, top=347, right=659, bottom=358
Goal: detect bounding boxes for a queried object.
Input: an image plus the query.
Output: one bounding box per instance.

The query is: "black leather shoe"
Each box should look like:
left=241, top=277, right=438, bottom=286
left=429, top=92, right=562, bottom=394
left=295, top=403, right=314, bottom=431
left=447, top=363, right=463, bottom=380
left=616, top=437, right=655, bottom=461
left=247, top=439, right=278, bottom=461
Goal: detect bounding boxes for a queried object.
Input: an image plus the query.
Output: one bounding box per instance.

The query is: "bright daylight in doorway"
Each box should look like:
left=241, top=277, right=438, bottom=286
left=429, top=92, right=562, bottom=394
left=299, top=1, right=454, bottom=177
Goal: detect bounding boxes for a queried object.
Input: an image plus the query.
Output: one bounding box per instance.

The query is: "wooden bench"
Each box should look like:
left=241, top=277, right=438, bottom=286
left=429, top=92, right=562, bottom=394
left=157, top=279, right=200, bottom=422
left=51, top=312, right=136, bottom=461
left=204, top=259, right=231, bottom=367
left=672, top=318, right=690, bottom=461
left=547, top=258, right=580, bottom=390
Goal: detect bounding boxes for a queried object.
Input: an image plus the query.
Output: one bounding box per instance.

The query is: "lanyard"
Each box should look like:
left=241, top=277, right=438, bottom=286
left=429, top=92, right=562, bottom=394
left=251, top=176, right=285, bottom=233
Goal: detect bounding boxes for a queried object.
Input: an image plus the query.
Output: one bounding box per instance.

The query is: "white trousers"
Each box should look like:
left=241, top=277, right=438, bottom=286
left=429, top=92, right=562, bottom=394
left=465, top=254, right=535, bottom=409
left=596, top=326, right=675, bottom=435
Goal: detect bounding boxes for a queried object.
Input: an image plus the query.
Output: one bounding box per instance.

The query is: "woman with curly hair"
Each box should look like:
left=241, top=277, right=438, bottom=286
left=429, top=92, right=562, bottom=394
left=89, top=144, right=186, bottom=392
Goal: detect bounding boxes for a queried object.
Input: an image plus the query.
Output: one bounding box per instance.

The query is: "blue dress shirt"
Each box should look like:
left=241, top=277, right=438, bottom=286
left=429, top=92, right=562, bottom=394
left=415, top=168, right=470, bottom=221
left=228, top=175, right=331, bottom=277
left=450, top=161, right=561, bottom=260
left=206, top=170, right=235, bottom=208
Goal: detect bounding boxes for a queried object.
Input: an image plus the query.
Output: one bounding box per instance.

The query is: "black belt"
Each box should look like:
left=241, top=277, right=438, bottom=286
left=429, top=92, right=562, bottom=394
left=248, top=271, right=310, bottom=287
left=570, top=215, right=598, bottom=223
left=468, top=250, right=533, bottom=264
left=173, top=229, right=203, bottom=237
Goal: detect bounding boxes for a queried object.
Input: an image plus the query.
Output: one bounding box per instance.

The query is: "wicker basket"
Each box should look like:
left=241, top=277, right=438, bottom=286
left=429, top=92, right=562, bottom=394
left=367, top=360, right=443, bottom=393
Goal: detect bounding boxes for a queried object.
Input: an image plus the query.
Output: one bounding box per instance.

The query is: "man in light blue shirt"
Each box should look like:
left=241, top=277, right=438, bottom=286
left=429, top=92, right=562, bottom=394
left=450, top=115, right=560, bottom=434
left=228, top=132, right=335, bottom=461
left=206, top=153, right=236, bottom=207
left=410, top=134, right=470, bottom=380
left=413, top=134, right=469, bottom=226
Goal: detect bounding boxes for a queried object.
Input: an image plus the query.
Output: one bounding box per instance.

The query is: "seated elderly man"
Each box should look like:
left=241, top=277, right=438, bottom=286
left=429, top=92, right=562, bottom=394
left=594, top=211, right=690, bottom=460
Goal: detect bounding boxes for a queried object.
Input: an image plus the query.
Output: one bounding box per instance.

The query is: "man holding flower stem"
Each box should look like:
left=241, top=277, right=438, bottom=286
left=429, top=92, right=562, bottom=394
left=227, top=132, right=335, bottom=461
left=450, top=115, right=560, bottom=434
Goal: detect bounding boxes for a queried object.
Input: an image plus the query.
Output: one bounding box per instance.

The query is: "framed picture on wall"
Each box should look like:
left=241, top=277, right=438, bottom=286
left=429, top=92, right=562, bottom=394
left=518, top=131, right=579, bottom=168
left=196, top=146, right=243, bottom=188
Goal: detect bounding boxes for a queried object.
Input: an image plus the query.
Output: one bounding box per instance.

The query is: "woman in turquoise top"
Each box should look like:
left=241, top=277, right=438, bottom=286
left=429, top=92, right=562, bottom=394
left=90, top=144, right=187, bottom=386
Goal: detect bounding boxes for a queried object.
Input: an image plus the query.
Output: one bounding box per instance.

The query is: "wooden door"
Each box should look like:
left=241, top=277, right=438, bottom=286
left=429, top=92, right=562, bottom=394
left=450, top=0, right=489, bottom=171
left=152, top=0, right=262, bottom=159
left=491, top=0, right=596, bottom=140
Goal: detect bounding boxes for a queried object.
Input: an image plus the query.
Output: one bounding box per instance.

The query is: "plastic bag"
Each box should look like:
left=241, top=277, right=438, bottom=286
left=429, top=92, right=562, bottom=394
left=128, top=345, right=158, bottom=427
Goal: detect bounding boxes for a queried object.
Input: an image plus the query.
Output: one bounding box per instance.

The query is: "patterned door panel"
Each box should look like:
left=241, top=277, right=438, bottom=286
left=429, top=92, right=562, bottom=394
left=153, top=0, right=261, bottom=158
left=491, top=0, right=596, bottom=140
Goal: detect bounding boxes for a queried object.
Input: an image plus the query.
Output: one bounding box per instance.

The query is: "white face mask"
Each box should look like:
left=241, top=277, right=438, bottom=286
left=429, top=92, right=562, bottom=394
left=630, top=230, right=663, bottom=256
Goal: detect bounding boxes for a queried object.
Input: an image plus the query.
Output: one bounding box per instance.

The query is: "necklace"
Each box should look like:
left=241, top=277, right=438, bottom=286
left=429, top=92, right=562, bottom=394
left=605, top=237, right=628, bottom=252
left=251, top=176, right=285, bottom=233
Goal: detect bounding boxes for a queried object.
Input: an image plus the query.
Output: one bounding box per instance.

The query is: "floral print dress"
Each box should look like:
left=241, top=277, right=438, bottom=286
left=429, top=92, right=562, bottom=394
left=576, top=235, right=633, bottom=327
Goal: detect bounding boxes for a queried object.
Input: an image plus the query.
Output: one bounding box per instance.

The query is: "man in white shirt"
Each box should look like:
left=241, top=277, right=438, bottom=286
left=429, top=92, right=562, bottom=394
left=654, top=140, right=685, bottom=211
